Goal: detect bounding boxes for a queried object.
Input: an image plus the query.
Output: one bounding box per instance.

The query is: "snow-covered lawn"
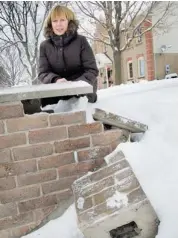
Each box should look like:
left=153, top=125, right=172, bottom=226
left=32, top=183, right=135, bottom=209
left=23, top=79, right=178, bottom=238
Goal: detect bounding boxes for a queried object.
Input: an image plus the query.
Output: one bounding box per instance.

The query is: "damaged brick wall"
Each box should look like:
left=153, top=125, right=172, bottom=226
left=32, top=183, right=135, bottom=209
left=72, top=150, right=159, bottom=238
left=0, top=101, right=127, bottom=238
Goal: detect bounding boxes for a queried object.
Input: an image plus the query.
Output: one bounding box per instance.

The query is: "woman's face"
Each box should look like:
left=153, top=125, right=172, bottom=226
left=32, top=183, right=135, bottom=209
left=51, top=15, right=68, bottom=35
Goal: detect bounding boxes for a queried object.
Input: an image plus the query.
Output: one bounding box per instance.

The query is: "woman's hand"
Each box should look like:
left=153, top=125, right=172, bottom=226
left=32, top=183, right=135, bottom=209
left=56, top=78, right=67, bottom=83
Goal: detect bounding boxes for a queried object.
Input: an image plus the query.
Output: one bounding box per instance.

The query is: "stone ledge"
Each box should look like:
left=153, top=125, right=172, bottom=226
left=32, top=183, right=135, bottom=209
left=93, top=108, right=148, bottom=133
left=0, top=81, right=93, bottom=103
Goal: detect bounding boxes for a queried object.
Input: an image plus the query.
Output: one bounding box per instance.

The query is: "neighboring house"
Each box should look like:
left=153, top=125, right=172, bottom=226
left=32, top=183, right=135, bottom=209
left=92, top=18, right=154, bottom=85
left=95, top=53, right=112, bottom=89
left=92, top=2, right=178, bottom=85
left=120, top=19, right=154, bottom=83
left=152, top=2, right=178, bottom=79
left=92, top=16, right=114, bottom=89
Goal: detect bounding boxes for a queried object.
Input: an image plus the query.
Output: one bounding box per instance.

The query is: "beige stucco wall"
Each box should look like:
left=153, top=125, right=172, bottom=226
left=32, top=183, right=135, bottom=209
left=121, top=36, right=148, bottom=83
left=155, top=53, right=178, bottom=79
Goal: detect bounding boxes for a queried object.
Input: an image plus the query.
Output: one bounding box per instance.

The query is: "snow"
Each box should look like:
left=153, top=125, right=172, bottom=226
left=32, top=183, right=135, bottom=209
left=95, top=53, right=112, bottom=69
left=106, top=191, right=128, bottom=209
left=77, top=197, right=85, bottom=210
left=22, top=205, right=84, bottom=238
left=23, top=78, right=178, bottom=238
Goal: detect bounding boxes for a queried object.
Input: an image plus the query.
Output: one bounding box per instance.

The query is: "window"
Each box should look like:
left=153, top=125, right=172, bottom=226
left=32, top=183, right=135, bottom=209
left=127, top=61, right=133, bottom=79
left=138, top=57, right=145, bottom=78
left=135, top=26, right=142, bottom=44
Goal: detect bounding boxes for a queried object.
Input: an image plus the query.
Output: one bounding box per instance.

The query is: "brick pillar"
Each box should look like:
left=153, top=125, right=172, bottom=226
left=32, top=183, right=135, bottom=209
left=144, top=20, right=155, bottom=81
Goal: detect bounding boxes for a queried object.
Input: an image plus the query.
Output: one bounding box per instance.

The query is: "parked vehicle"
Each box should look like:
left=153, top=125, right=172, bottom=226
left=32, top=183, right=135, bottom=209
left=165, top=73, right=178, bottom=79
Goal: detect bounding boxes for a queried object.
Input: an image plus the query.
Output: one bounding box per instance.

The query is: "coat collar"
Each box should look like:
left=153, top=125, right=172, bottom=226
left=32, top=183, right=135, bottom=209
left=50, top=31, right=77, bottom=47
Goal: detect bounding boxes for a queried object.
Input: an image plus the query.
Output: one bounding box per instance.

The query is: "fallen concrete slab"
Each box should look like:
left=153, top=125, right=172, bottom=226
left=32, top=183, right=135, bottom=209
left=0, top=81, right=93, bottom=103
left=93, top=108, right=148, bottom=133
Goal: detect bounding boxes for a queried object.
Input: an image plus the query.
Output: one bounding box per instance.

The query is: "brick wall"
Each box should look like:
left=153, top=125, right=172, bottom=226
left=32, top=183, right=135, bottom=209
left=144, top=19, right=155, bottom=81
left=72, top=150, right=158, bottom=238
left=72, top=151, right=142, bottom=226
left=0, top=101, right=126, bottom=238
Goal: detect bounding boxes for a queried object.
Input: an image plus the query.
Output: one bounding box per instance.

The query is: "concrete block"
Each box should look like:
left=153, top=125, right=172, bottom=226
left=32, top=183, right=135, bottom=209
left=0, top=81, right=93, bottom=103
left=93, top=108, right=148, bottom=133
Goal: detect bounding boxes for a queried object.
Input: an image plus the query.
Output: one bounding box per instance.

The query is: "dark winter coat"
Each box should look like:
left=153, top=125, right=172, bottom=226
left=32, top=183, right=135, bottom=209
left=38, top=20, right=99, bottom=94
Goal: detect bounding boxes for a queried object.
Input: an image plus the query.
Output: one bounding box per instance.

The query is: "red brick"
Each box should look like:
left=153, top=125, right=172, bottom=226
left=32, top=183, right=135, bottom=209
left=77, top=176, right=115, bottom=197
left=0, top=203, right=18, bottom=219
left=146, top=50, right=153, bottom=55
left=58, top=164, right=78, bottom=178
left=0, top=160, right=37, bottom=178
left=0, top=177, right=16, bottom=190
left=49, top=111, right=86, bottom=126
left=147, top=65, right=154, bottom=71
left=12, top=143, right=53, bottom=161
left=0, top=149, right=12, bottom=163
left=146, top=42, right=153, bottom=47
left=94, top=186, right=115, bottom=205
left=0, top=102, right=24, bottom=120
left=94, top=201, right=118, bottom=216
left=34, top=205, right=56, bottom=223
left=115, top=168, right=133, bottom=181
left=95, top=158, right=106, bottom=168
left=54, top=137, right=90, bottom=153
left=10, top=224, right=36, bottom=238
left=38, top=152, right=74, bottom=170
left=0, top=133, right=26, bottom=149
left=77, top=146, right=111, bottom=162
left=42, top=176, right=77, bottom=195
left=6, top=114, right=48, bottom=133
left=136, top=54, right=144, bottom=59
left=78, top=208, right=95, bottom=223
left=29, top=127, right=67, bottom=144
left=110, top=140, right=119, bottom=151
left=127, top=57, right=132, bottom=62
left=127, top=187, right=146, bottom=203
left=0, top=121, right=4, bottom=135
left=91, top=130, right=124, bottom=146
left=18, top=195, right=57, bottom=213
left=90, top=159, right=129, bottom=183
left=0, top=212, right=33, bottom=230
left=68, top=122, right=103, bottom=138
left=0, top=185, right=40, bottom=204
left=56, top=189, right=73, bottom=203
left=17, top=169, right=57, bottom=186
left=78, top=161, right=95, bottom=174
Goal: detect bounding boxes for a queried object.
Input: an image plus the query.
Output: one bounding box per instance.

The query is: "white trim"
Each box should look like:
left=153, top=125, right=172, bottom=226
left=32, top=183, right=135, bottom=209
left=127, top=60, right=133, bottom=80
left=137, top=57, right=145, bottom=78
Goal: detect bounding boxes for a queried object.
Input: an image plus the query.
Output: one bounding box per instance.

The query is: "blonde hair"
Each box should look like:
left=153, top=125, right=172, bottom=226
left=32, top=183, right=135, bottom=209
left=45, top=5, right=76, bottom=27
left=44, top=5, right=78, bottom=37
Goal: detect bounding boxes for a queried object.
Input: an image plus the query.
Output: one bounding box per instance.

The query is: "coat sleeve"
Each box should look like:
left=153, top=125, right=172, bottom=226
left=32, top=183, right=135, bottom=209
left=38, top=42, right=60, bottom=84
left=76, top=36, right=99, bottom=91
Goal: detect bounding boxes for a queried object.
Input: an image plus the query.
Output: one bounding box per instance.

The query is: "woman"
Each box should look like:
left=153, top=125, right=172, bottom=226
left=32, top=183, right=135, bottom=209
left=38, top=5, right=99, bottom=108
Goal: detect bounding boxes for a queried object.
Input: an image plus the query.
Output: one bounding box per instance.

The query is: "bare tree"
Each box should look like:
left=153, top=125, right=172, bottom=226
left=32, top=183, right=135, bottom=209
left=0, top=65, right=11, bottom=88
left=76, top=1, right=175, bottom=85
left=0, top=1, right=67, bottom=84
left=0, top=46, right=27, bottom=86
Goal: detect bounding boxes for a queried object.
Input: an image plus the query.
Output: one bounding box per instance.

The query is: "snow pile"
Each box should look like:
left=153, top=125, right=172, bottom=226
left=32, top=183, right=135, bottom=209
left=22, top=205, right=84, bottom=238
left=23, top=79, right=178, bottom=238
